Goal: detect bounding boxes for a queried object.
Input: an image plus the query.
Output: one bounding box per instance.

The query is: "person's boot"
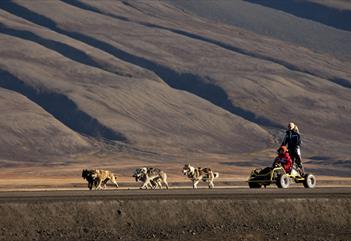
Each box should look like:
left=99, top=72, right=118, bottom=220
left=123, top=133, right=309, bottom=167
left=298, top=166, right=305, bottom=176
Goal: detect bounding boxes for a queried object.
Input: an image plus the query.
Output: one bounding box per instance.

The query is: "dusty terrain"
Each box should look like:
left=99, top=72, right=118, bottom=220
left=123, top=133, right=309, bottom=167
left=0, top=188, right=350, bottom=241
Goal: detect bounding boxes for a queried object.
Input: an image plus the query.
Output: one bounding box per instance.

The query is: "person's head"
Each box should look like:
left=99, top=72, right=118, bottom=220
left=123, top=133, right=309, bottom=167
left=288, top=122, right=300, bottom=133
left=278, top=145, right=288, bottom=154
left=288, top=122, right=295, bottom=130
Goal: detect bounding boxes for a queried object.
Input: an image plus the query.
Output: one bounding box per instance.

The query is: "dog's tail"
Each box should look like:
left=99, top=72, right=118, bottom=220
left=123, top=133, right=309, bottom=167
left=213, top=172, right=219, bottom=179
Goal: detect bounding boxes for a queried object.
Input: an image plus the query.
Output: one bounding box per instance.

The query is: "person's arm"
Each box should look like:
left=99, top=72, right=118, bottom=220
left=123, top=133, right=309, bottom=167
left=297, top=133, right=301, bottom=146
left=272, top=158, right=278, bottom=167
left=281, top=132, right=288, bottom=146
left=281, top=131, right=290, bottom=146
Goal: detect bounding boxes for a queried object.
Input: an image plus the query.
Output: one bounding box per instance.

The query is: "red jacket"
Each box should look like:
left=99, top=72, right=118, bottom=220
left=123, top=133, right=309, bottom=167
left=274, top=152, right=293, bottom=173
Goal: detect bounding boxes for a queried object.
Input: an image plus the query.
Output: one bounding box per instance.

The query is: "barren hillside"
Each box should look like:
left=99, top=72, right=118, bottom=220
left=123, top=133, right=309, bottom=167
left=0, top=0, right=350, bottom=179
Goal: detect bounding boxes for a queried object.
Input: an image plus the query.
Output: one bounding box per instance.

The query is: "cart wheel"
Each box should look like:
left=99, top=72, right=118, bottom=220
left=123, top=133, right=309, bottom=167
left=303, top=174, right=316, bottom=188
left=249, top=183, right=261, bottom=188
left=277, top=174, right=290, bottom=188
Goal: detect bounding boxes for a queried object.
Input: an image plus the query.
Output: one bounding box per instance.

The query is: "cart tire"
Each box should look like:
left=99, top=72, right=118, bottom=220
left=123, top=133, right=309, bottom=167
left=277, top=174, right=290, bottom=188
left=303, top=174, right=316, bottom=188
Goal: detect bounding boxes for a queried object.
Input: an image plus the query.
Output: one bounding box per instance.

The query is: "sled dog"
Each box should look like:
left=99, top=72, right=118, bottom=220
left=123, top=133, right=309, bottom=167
left=82, top=169, right=119, bottom=190
left=133, top=167, right=169, bottom=189
left=182, top=164, right=219, bottom=188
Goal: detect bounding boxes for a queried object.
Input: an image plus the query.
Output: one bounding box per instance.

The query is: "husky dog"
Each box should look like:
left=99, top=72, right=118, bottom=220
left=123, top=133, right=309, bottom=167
left=133, top=169, right=159, bottom=189
left=82, top=169, right=119, bottom=190
left=182, top=164, right=219, bottom=188
left=133, top=167, right=169, bottom=189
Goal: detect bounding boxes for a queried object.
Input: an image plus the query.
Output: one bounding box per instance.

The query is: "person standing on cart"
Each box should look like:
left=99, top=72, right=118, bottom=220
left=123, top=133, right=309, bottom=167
left=281, top=122, right=304, bottom=175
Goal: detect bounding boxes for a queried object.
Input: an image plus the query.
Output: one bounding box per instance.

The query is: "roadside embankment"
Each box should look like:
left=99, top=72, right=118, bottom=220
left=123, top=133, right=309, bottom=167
left=0, top=189, right=350, bottom=241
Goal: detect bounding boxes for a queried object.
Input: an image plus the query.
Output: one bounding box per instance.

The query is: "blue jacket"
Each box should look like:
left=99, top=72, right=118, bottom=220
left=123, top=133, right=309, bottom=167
left=281, top=130, right=301, bottom=150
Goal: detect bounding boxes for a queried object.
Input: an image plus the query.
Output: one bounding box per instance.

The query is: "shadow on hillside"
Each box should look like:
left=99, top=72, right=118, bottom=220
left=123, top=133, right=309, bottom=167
left=246, top=0, right=351, bottom=32
left=2, top=1, right=351, bottom=94
left=61, top=1, right=320, bottom=79
left=0, top=24, right=133, bottom=77
left=60, top=0, right=351, bottom=92
left=0, top=1, right=282, bottom=128
left=330, top=78, right=351, bottom=89
left=0, top=24, right=101, bottom=68
left=61, top=0, right=129, bottom=21
left=0, top=70, right=128, bottom=142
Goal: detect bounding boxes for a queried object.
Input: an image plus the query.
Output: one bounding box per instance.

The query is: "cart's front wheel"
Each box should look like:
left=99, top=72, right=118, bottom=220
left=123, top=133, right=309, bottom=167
left=303, top=174, right=316, bottom=188
left=277, top=174, right=290, bottom=188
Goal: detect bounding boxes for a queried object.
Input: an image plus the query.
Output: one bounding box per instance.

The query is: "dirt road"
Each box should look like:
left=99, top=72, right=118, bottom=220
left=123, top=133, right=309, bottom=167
left=0, top=187, right=350, bottom=202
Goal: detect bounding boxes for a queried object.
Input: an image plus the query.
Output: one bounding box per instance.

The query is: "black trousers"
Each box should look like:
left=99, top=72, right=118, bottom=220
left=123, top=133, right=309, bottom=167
left=289, top=148, right=303, bottom=169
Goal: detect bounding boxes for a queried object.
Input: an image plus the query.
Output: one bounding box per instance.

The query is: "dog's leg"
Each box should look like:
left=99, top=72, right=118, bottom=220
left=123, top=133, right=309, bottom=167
left=193, top=179, right=200, bottom=189
left=96, top=178, right=103, bottom=190
left=88, top=181, right=93, bottom=190
left=113, top=180, right=119, bottom=188
left=208, top=172, right=215, bottom=189
left=110, top=176, right=119, bottom=189
left=156, top=179, right=162, bottom=189
left=102, top=179, right=108, bottom=189
left=150, top=179, right=157, bottom=189
left=145, top=179, right=154, bottom=189
left=160, top=172, right=168, bottom=189
left=163, top=179, right=169, bottom=190
left=141, top=178, right=150, bottom=189
left=105, top=176, right=118, bottom=188
left=161, top=175, right=169, bottom=190
left=93, top=178, right=99, bottom=190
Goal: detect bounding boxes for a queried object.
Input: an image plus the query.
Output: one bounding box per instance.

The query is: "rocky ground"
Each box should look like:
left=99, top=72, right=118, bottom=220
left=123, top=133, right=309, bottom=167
left=0, top=189, right=350, bottom=241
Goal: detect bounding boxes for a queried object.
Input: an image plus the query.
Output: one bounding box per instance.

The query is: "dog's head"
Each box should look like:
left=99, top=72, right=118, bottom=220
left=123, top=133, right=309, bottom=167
left=133, top=168, right=147, bottom=182
left=82, top=169, right=97, bottom=180
left=82, top=169, right=88, bottom=179
left=140, top=167, right=148, bottom=174
left=183, top=164, right=193, bottom=176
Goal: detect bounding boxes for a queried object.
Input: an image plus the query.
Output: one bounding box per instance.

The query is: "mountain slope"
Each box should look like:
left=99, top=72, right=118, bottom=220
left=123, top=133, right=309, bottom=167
left=0, top=0, right=350, bottom=175
left=0, top=88, right=91, bottom=162
left=169, top=0, right=351, bottom=60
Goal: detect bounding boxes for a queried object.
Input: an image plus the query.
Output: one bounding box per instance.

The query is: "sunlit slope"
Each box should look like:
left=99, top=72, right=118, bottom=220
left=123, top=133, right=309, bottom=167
left=0, top=0, right=350, bottom=162
left=0, top=88, right=91, bottom=161
left=0, top=2, right=272, bottom=161
left=169, top=0, right=351, bottom=60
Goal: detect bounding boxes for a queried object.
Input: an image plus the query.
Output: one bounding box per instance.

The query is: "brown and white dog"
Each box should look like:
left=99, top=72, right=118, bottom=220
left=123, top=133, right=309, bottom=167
left=133, top=167, right=169, bottom=189
left=182, top=164, right=219, bottom=188
left=82, top=169, right=119, bottom=190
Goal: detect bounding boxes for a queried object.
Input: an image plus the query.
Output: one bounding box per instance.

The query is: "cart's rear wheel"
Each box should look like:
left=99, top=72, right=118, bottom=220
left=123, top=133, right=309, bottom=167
left=303, top=174, right=316, bottom=188
left=277, top=174, right=290, bottom=188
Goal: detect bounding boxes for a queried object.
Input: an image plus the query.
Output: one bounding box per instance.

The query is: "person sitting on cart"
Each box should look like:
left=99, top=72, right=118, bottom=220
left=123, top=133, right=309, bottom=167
left=273, top=146, right=293, bottom=173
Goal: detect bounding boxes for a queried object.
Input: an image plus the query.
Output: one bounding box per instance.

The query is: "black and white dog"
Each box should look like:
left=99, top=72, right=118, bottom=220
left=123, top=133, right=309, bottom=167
left=82, top=169, right=119, bottom=190
left=183, top=164, right=219, bottom=188
left=133, top=167, right=169, bottom=189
